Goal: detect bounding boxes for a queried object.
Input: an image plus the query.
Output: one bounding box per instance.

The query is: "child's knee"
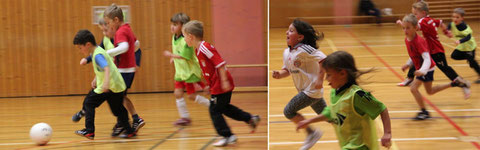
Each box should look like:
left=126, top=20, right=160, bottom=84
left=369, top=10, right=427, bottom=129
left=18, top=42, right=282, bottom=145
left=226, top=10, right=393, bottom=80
left=174, top=90, right=184, bottom=99
left=283, top=107, right=297, bottom=119
left=187, top=94, right=196, bottom=100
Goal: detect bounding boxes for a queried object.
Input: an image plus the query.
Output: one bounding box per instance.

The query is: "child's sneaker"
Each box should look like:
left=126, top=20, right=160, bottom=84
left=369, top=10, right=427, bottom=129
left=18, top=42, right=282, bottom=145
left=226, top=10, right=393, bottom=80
left=248, top=115, right=260, bottom=133
left=452, top=77, right=471, bottom=88
left=397, top=78, right=413, bottom=86
left=300, top=129, right=322, bottom=150
left=132, top=117, right=145, bottom=132
left=118, top=130, right=137, bottom=139
left=111, top=123, right=125, bottom=137
left=75, top=129, right=94, bottom=140
left=462, top=87, right=471, bottom=99
left=71, top=110, right=84, bottom=122
left=173, top=118, right=191, bottom=126
left=213, top=135, right=237, bottom=147
left=412, top=111, right=431, bottom=120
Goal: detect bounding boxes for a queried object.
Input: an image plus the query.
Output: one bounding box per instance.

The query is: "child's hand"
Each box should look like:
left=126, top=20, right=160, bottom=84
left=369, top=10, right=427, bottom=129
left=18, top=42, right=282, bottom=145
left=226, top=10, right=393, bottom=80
left=272, top=70, right=281, bottom=79
left=381, top=133, right=392, bottom=148
left=203, top=86, right=210, bottom=95
left=401, top=64, right=410, bottom=72
left=101, top=84, right=110, bottom=93
left=221, top=80, right=231, bottom=92
left=414, top=70, right=425, bottom=76
left=314, top=80, right=323, bottom=89
left=91, top=80, right=97, bottom=89
left=446, top=30, right=453, bottom=38
left=296, top=120, right=311, bottom=132
left=170, top=58, right=174, bottom=64
left=395, top=20, right=402, bottom=25
left=455, top=40, right=461, bottom=45
left=163, top=50, right=172, bottom=57
left=80, top=58, right=87, bottom=65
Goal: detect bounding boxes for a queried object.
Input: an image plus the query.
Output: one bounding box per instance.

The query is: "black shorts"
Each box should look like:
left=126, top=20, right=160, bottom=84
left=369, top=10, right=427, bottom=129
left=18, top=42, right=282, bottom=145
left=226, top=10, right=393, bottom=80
left=416, top=70, right=434, bottom=82
left=121, top=73, right=135, bottom=89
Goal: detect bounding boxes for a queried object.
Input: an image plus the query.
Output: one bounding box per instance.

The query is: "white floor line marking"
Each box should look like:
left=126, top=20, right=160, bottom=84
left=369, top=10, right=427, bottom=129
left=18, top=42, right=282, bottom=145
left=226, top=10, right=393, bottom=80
left=269, top=137, right=458, bottom=145
left=0, top=136, right=268, bottom=146
left=269, top=109, right=480, bottom=117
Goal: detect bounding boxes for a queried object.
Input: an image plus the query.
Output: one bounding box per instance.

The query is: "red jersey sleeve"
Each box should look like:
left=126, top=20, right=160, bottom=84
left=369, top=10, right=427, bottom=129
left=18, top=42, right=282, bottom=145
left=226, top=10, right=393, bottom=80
left=199, top=43, right=226, bottom=68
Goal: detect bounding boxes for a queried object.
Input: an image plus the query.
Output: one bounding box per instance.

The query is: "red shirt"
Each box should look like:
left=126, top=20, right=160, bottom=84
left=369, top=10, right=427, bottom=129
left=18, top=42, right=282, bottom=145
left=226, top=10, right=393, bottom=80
left=114, top=24, right=137, bottom=69
left=418, top=16, right=445, bottom=54
left=405, top=34, right=435, bottom=70
left=196, top=41, right=235, bottom=95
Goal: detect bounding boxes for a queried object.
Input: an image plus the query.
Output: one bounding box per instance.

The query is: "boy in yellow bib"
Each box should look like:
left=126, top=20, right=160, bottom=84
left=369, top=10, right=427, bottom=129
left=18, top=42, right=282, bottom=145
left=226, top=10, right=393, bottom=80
left=447, top=8, right=480, bottom=83
left=73, top=30, right=136, bottom=139
left=297, top=51, right=392, bottom=150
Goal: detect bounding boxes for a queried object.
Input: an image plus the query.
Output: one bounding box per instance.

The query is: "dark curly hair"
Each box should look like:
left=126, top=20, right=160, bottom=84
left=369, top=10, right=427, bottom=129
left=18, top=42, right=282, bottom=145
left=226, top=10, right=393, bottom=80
left=292, top=18, right=324, bottom=49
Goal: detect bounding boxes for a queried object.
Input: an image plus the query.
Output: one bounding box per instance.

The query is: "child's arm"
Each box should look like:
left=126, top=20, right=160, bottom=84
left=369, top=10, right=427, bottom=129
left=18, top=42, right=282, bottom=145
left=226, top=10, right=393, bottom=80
left=91, top=77, right=97, bottom=89
left=106, top=42, right=129, bottom=57
left=102, top=66, right=110, bottom=93
left=401, top=58, right=413, bottom=72
left=135, top=40, right=140, bottom=52
left=218, top=65, right=231, bottom=92
left=438, top=22, right=453, bottom=38
left=163, top=50, right=184, bottom=59
left=272, top=69, right=290, bottom=79
left=296, top=114, right=328, bottom=131
left=315, top=62, right=325, bottom=89
left=380, top=108, right=392, bottom=148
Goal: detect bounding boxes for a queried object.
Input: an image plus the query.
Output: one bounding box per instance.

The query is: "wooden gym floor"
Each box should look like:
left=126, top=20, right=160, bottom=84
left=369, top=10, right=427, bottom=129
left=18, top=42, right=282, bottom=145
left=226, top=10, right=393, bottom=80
left=269, top=22, right=480, bottom=150
left=0, top=92, right=267, bottom=150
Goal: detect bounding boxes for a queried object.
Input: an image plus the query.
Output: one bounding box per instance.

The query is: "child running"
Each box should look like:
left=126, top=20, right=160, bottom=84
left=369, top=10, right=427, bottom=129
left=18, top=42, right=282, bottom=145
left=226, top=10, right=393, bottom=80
left=397, top=1, right=471, bottom=99
left=447, top=8, right=480, bottom=83
left=72, top=29, right=136, bottom=139
left=182, top=20, right=260, bottom=147
left=297, top=51, right=392, bottom=150
left=163, top=12, right=210, bottom=126
left=271, top=18, right=327, bottom=150
left=400, top=14, right=470, bottom=120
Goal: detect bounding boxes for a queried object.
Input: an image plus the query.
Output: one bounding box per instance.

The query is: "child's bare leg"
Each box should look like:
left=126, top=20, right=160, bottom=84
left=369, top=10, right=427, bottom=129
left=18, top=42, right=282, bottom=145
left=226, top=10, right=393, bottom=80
left=291, top=114, right=315, bottom=133
left=410, top=79, right=426, bottom=109
left=123, top=96, right=137, bottom=116
left=423, top=81, right=451, bottom=95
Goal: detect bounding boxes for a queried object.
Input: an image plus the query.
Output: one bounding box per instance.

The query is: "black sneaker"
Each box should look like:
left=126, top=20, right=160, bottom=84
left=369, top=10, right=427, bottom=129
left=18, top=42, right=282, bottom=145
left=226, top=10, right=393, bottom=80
left=72, top=110, right=85, bottom=122
left=132, top=117, right=145, bottom=132
left=475, top=78, right=480, bottom=84
left=75, top=129, right=94, bottom=140
left=119, top=130, right=137, bottom=138
left=111, top=123, right=125, bottom=137
left=248, top=115, right=260, bottom=133
left=413, top=111, right=431, bottom=120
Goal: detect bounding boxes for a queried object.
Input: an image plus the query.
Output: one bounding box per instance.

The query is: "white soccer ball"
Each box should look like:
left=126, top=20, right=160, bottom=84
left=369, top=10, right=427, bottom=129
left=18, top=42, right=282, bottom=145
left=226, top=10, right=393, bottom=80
left=29, top=123, right=52, bottom=145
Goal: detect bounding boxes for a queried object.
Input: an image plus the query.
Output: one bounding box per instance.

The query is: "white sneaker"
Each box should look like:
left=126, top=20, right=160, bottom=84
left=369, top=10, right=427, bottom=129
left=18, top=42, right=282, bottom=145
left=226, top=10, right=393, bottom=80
left=462, top=87, right=471, bottom=99
left=300, top=129, right=323, bottom=150
left=397, top=78, right=413, bottom=86
left=213, top=135, right=237, bottom=147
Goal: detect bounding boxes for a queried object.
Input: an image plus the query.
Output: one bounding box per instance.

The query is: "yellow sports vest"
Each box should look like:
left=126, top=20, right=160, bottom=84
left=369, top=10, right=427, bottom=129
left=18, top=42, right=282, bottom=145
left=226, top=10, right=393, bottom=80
left=330, top=85, right=379, bottom=150
left=92, top=46, right=126, bottom=94
left=172, top=35, right=203, bottom=83
left=103, top=36, right=115, bottom=50
left=451, top=22, right=477, bottom=51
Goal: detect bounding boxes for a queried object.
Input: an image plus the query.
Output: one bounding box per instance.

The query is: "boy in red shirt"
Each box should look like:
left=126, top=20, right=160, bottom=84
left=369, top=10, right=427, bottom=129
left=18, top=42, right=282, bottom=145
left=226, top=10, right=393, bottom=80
left=397, top=1, right=471, bottom=99
left=103, top=4, right=145, bottom=135
left=181, top=20, right=260, bottom=147
left=401, top=14, right=469, bottom=120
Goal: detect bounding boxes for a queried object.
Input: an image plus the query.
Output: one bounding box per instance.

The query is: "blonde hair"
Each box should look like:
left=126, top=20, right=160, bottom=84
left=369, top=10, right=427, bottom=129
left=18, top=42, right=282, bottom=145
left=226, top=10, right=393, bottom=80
left=171, top=13, right=190, bottom=25
left=412, top=1, right=429, bottom=14
left=182, top=20, right=203, bottom=38
left=403, top=13, right=418, bottom=27
left=104, top=3, right=124, bottom=21
left=97, top=17, right=106, bottom=25
left=453, top=8, right=465, bottom=17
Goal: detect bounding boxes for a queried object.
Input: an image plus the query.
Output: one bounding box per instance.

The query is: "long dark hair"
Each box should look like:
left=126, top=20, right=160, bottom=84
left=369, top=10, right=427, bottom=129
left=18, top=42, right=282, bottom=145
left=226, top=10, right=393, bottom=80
left=292, top=18, right=324, bottom=49
left=322, top=51, right=374, bottom=84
